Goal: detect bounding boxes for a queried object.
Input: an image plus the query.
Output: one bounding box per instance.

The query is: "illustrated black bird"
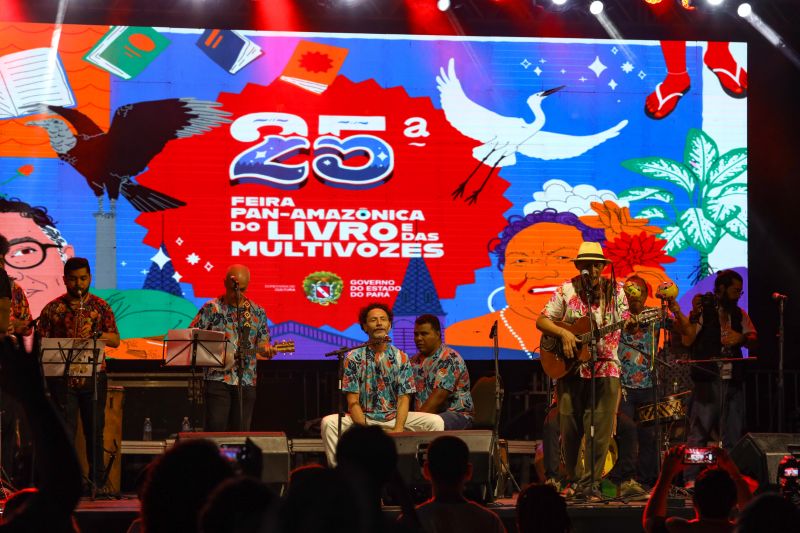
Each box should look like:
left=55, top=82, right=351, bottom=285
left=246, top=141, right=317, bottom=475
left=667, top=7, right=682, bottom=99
left=27, top=98, right=232, bottom=213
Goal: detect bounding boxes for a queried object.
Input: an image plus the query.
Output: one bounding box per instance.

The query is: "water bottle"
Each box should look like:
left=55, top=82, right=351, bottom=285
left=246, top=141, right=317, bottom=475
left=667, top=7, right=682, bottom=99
left=143, top=417, right=153, bottom=441
left=181, top=416, right=192, bottom=433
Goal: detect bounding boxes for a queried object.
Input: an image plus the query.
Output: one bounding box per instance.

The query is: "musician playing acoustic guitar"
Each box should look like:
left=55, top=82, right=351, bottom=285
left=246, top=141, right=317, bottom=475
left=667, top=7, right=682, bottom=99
left=535, top=241, right=635, bottom=501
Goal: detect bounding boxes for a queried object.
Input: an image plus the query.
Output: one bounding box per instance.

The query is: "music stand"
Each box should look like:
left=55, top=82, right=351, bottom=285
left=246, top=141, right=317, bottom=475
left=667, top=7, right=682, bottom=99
left=163, top=329, right=228, bottom=432
left=40, top=337, right=106, bottom=498
left=40, top=338, right=106, bottom=377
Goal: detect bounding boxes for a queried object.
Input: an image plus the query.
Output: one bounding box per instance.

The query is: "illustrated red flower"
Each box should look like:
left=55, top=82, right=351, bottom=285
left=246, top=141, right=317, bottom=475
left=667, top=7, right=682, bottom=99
left=17, top=164, right=34, bottom=176
left=603, top=231, right=676, bottom=277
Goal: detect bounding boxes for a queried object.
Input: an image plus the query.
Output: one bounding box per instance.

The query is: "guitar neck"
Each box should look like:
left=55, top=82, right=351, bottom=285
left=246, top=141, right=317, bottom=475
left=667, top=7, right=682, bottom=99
left=576, top=318, right=626, bottom=344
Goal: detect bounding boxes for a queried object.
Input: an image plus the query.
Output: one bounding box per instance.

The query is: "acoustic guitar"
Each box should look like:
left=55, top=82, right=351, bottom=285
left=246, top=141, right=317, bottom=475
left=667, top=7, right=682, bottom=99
left=227, top=329, right=295, bottom=370
left=539, top=308, right=660, bottom=379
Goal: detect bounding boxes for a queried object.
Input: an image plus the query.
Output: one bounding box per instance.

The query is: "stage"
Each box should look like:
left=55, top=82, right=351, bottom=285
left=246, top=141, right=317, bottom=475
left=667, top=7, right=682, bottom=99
left=65, top=494, right=695, bottom=533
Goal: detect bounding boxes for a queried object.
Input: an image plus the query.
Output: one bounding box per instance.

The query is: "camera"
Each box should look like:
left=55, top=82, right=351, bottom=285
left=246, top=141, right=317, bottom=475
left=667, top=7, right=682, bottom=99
left=778, top=452, right=800, bottom=506
left=218, top=438, right=263, bottom=478
left=683, top=447, right=717, bottom=464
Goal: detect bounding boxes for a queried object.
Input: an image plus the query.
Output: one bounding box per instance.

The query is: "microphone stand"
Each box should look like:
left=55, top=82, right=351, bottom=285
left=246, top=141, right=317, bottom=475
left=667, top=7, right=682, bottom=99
left=324, top=337, right=392, bottom=442
left=777, top=297, right=786, bottom=432
left=233, top=282, right=245, bottom=432
left=488, top=320, right=520, bottom=498
left=650, top=298, right=668, bottom=478
left=582, top=276, right=600, bottom=496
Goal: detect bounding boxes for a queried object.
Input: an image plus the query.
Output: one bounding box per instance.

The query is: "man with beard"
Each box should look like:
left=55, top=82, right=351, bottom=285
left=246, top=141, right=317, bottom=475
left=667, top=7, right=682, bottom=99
left=38, top=257, right=120, bottom=489
left=680, top=269, right=756, bottom=484
left=536, top=241, right=631, bottom=500
left=320, top=303, right=443, bottom=467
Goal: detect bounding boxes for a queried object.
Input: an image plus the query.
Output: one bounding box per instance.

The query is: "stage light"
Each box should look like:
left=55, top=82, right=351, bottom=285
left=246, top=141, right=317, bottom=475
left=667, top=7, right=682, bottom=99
left=552, top=0, right=568, bottom=5
left=644, top=0, right=664, bottom=4
left=679, top=0, right=697, bottom=10
left=706, top=0, right=724, bottom=6
left=437, top=0, right=451, bottom=10
left=737, top=2, right=751, bottom=17
left=589, top=1, right=604, bottom=15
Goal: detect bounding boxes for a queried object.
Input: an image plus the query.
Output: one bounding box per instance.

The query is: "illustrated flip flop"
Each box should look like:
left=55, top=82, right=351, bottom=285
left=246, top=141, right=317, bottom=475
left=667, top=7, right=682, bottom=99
left=644, top=83, right=691, bottom=120
left=709, top=64, right=748, bottom=99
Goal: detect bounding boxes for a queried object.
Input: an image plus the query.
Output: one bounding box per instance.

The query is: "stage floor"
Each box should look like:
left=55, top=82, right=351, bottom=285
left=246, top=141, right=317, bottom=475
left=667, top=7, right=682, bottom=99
left=66, top=493, right=695, bottom=533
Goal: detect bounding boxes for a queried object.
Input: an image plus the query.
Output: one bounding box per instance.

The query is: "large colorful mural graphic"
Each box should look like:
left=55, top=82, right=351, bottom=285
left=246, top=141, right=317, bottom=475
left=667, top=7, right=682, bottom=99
left=0, top=23, right=748, bottom=359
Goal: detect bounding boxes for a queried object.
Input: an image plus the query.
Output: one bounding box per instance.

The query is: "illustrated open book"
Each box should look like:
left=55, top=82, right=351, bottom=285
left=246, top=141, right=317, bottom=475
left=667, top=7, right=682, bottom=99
left=0, top=47, right=76, bottom=119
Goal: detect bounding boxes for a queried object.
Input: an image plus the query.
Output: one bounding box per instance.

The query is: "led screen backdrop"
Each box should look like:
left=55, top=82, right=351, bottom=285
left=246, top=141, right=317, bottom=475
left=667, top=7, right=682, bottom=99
left=0, top=22, right=748, bottom=360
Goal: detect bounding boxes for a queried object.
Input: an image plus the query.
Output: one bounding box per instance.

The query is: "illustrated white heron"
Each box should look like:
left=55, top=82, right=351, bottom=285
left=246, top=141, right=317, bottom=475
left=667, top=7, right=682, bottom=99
left=436, top=58, right=629, bottom=203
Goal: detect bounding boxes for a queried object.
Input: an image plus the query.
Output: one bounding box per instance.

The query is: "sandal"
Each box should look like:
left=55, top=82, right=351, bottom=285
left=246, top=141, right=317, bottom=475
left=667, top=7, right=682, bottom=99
left=709, top=63, right=748, bottom=98
left=644, top=83, right=691, bottom=120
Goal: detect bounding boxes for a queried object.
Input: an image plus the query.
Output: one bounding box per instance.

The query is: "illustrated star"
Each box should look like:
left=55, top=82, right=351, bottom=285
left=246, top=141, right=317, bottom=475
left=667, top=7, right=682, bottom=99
left=120, top=260, right=127, bottom=267
left=608, top=79, right=618, bottom=90
left=533, top=66, right=542, bottom=76
left=621, top=61, right=634, bottom=74
left=173, top=272, right=183, bottom=282
left=186, top=253, right=200, bottom=265
left=150, top=247, right=171, bottom=269
left=588, top=56, right=607, bottom=78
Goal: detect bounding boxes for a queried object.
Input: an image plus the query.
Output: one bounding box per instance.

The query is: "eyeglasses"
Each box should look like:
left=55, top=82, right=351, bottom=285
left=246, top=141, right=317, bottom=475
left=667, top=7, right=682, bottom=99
left=4, top=238, right=61, bottom=270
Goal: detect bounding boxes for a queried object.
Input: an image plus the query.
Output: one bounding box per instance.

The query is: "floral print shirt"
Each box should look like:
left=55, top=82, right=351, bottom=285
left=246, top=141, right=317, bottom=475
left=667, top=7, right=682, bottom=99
left=619, top=320, right=659, bottom=389
left=411, top=344, right=474, bottom=419
left=342, top=344, right=415, bottom=422
left=541, top=277, right=630, bottom=379
left=38, top=293, right=118, bottom=370
left=10, top=282, right=31, bottom=325
left=190, top=297, right=270, bottom=387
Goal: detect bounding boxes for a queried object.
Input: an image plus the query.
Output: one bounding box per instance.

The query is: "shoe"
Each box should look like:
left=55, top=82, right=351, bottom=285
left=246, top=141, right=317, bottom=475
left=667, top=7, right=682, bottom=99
left=545, top=477, right=562, bottom=492
left=644, top=83, right=691, bottom=120
left=573, top=485, right=603, bottom=503
left=708, top=63, right=748, bottom=99
left=619, top=479, right=650, bottom=501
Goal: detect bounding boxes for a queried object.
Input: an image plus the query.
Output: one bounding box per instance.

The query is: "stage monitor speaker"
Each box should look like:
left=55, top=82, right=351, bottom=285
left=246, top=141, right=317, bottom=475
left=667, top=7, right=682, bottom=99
left=390, top=430, right=495, bottom=503
left=178, top=432, right=290, bottom=486
left=730, top=433, right=800, bottom=490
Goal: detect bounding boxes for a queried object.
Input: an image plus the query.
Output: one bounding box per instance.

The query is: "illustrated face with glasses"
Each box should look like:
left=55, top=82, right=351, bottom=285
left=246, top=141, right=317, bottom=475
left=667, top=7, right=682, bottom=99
left=0, top=212, right=74, bottom=316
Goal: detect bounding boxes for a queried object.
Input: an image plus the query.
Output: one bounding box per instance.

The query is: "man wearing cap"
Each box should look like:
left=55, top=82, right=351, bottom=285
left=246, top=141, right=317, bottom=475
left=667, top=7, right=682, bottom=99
left=536, top=241, right=630, bottom=500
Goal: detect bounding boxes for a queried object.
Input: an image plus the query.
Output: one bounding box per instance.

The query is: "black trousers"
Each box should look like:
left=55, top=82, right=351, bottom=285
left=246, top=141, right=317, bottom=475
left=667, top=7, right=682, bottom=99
left=47, top=373, right=107, bottom=483
left=204, top=381, right=257, bottom=432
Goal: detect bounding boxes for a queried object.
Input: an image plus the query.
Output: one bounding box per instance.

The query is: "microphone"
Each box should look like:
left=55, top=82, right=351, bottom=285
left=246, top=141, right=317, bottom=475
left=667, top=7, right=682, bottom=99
left=772, top=292, right=788, bottom=301
left=489, top=320, right=498, bottom=340
left=580, top=269, right=592, bottom=290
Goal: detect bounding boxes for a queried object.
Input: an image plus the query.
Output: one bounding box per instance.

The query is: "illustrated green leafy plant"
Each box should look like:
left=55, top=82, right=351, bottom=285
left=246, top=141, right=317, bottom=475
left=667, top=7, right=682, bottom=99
left=619, top=128, right=747, bottom=281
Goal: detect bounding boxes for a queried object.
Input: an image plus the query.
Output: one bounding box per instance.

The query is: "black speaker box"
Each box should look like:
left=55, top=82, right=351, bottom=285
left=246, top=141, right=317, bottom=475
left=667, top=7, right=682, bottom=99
left=178, top=431, right=291, bottom=486
left=390, top=430, right=495, bottom=502
left=730, top=432, right=800, bottom=490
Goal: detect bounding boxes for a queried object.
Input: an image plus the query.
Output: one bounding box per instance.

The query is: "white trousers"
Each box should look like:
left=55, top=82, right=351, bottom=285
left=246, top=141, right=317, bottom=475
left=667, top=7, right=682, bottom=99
left=320, top=411, right=444, bottom=466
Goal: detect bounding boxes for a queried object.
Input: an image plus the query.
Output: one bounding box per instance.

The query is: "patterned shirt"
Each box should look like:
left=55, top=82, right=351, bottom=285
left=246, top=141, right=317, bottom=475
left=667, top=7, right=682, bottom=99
left=39, top=293, right=118, bottom=340
left=10, top=281, right=32, bottom=326
left=411, top=344, right=474, bottom=419
left=619, top=321, right=658, bottom=389
left=342, top=344, right=415, bottom=422
left=190, top=297, right=270, bottom=387
left=541, top=277, right=630, bottom=379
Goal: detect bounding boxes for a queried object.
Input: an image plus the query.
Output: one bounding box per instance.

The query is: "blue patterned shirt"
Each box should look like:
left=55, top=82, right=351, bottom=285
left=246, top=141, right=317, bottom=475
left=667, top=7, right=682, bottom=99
left=619, top=322, right=657, bottom=389
left=411, top=344, right=474, bottom=419
left=342, top=344, right=415, bottom=422
left=190, top=297, right=270, bottom=386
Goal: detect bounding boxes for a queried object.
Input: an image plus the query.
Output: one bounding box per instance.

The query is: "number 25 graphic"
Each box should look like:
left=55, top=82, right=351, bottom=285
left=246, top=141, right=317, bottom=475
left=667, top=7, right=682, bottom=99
left=229, top=113, right=394, bottom=190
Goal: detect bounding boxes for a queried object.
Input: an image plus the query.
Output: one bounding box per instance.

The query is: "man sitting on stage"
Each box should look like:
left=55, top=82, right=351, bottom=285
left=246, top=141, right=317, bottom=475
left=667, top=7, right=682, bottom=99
left=38, top=257, right=120, bottom=488
left=411, top=314, right=474, bottom=430
left=190, top=264, right=275, bottom=432
left=320, top=303, right=443, bottom=467
left=536, top=241, right=630, bottom=500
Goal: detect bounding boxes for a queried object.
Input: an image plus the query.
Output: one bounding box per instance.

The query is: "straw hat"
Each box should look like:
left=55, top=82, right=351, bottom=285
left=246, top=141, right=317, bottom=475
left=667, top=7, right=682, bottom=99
left=572, top=241, right=610, bottom=264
